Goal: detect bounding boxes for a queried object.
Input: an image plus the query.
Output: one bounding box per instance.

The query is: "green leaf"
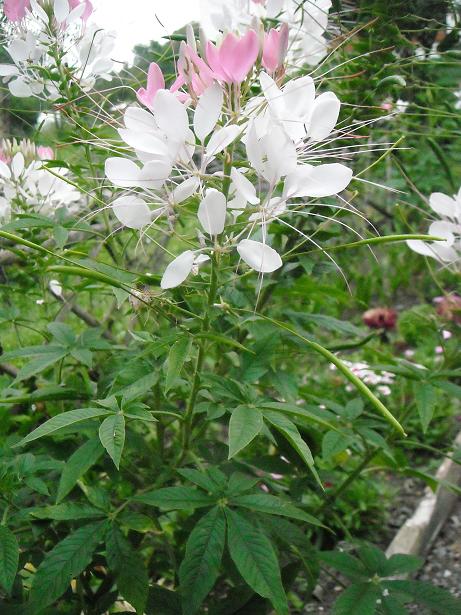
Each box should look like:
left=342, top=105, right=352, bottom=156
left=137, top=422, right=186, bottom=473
left=99, top=414, right=125, bottom=469
left=134, top=487, right=216, bottom=510
left=48, top=323, right=76, bottom=347
left=177, top=469, right=220, bottom=493
left=145, top=585, right=181, bottom=615
left=384, top=580, right=461, bottom=614
left=165, top=338, right=191, bottom=393
left=413, top=382, right=437, bottom=433
left=14, top=350, right=68, bottom=383
left=380, top=595, right=408, bottom=615
left=106, top=524, right=149, bottom=614
left=231, top=493, right=324, bottom=527
left=117, top=511, right=155, bottom=533
left=179, top=506, right=226, bottom=614
left=29, top=520, right=108, bottom=609
left=57, top=437, right=103, bottom=503
left=225, top=508, right=288, bottom=615
left=381, top=554, right=422, bottom=577
left=357, top=544, right=388, bottom=574
left=322, top=430, right=354, bottom=460
left=263, top=411, right=319, bottom=486
left=332, top=583, right=381, bottom=615
left=31, top=503, right=105, bottom=521
left=318, top=551, right=368, bottom=582
left=228, top=406, right=263, bottom=459
left=14, top=408, right=112, bottom=447
left=0, top=526, right=19, bottom=594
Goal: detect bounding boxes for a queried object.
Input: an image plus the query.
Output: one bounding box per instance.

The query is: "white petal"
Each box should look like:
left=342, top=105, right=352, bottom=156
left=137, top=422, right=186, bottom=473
left=259, top=72, right=284, bottom=117
left=124, top=106, right=157, bottom=132
left=237, top=239, right=282, bottom=273
left=284, top=163, right=352, bottom=198
left=0, top=64, right=19, bottom=77
left=161, top=250, right=195, bottom=289
left=282, top=76, right=315, bottom=121
left=308, top=92, right=340, bottom=142
left=152, top=89, right=189, bottom=143
left=194, top=254, right=210, bottom=264
left=105, top=157, right=141, bottom=188
left=429, top=192, right=456, bottom=218
left=66, top=2, right=85, bottom=23
left=429, top=221, right=456, bottom=246
left=138, top=160, right=172, bottom=188
left=7, top=40, right=30, bottom=63
left=194, top=83, right=223, bottom=142
left=118, top=128, right=170, bottom=158
left=112, top=195, right=152, bottom=229
left=205, top=125, right=241, bottom=158
left=0, top=161, right=11, bottom=179
left=197, top=188, right=226, bottom=235
left=260, top=125, right=297, bottom=183
left=9, top=77, right=32, bottom=98
left=54, top=0, right=70, bottom=23
left=231, top=167, right=259, bottom=205
left=11, top=153, right=24, bottom=178
left=171, top=177, right=200, bottom=204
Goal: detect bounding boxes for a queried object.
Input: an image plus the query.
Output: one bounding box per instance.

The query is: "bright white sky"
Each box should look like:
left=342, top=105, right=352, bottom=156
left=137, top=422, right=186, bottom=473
left=94, top=0, right=203, bottom=64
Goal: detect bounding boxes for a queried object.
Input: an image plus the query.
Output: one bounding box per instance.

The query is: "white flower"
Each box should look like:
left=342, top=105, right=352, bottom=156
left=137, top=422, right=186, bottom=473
left=407, top=187, right=461, bottom=268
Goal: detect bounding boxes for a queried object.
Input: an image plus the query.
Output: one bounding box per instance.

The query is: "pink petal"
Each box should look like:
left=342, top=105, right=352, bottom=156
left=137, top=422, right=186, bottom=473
left=136, top=62, right=165, bottom=108
left=4, top=0, right=30, bottom=21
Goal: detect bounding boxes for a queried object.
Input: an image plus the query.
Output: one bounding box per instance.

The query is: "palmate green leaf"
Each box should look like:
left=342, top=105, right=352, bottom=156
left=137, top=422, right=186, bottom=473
left=134, top=486, right=216, bottom=510
left=381, top=554, right=422, bottom=577
left=29, top=520, right=108, bottom=610
left=99, top=414, right=125, bottom=469
left=383, top=580, right=461, bottom=614
left=225, top=508, right=288, bottom=615
left=322, top=430, right=355, bottom=460
left=179, top=506, right=226, bottom=615
left=228, top=406, right=263, bottom=459
left=231, top=493, right=324, bottom=528
left=31, top=503, right=105, bottom=521
left=0, top=526, right=19, bottom=594
left=380, top=595, right=408, bottom=615
left=413, top=382, right=437, bottom=433
left=106, top=524, right=149, bottom=615
left=165, top=338, right=191, bottom=393
left=57, top=436, right=104, bottom=503
left=177, top=468, right=221, bottom=493
left=332, top=583, right=381, bottom=615
left=318, top=551, right=368, bottom=582
left=15, top=408, right=112, bottom=447
left=261, top=401, right=338, bottom=431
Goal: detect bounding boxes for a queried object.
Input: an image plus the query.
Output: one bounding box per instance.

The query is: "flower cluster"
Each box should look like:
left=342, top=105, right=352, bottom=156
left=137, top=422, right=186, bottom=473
left=203, top=0, right=333, bottom=67
left=331, top=360, right=395, bottom=397
left=104, top=25, right=353, bottom=289
left=407, top=187, right=461, bottom=270
left=0, top=0, right=115, bottom=98
left=0, top=139, right=80, bottom=221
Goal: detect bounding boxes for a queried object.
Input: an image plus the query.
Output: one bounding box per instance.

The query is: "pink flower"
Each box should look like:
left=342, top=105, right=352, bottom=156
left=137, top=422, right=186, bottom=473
left=37, top=146, right=54, bottom=160
left=206, top=30, right=259, bottom=84
left=262, top=24, right=289, bottom=73
left=136, top=62, right=165, bottom=108
left=442, top=329, right=452, bottom=340
left=69, top=0, right=94, bottom=21
left=170, top=42, right=215, bottom=99
left=435, top=345, right=444, bottom=354
left=4, top=0, right=30, bottom=21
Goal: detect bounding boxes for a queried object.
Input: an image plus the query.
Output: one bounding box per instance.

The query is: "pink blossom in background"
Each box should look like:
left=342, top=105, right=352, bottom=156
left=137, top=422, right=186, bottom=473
left=136, top=62, right=165, bottom=108
left=435, top=345, right=444, bottom=354
left=4, top=0, right=30, bottom=21
left=69, top=0, right=94, bottom=21
left=262, top=24, right=289, bottom=73
left=206, top=30, right=259, bottom=84
left=37, top=146, right=54, bottom=160
left=442, top=329, right=452, bottom=340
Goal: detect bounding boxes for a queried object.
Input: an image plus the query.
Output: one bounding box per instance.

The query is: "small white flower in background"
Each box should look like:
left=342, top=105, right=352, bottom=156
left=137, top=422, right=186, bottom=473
left=0, top=0, right=115, bottom=99
left=0, top=139, right=81, bottom=218
left=49, top=279, right=63, bottom=297
left=331, top=360, right=395, bottom=396
left=407, top=187, right=461, bottom=269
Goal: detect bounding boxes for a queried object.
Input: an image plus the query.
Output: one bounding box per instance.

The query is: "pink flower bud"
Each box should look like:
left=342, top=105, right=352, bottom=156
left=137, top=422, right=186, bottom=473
left=37, top=146, right=54, bottom=160
left=69, top=0, right=94, bottom=22
left=262, top=24, right=289, bottom=73
left=136, top=62, right=165, bottom=108
left=206, top=30, right=259, bottom=84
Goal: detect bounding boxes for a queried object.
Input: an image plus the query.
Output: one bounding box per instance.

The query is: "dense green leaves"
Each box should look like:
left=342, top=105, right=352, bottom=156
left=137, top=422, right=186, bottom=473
left=179, top=506, right=226, bottom=614
left=232, top=493, right=323, bottom=527
left=225, top=508, right=288, bottom=615
left=0, top=526, right=19, bottom=594
left=29, top=520, right=108, bottom=609
left=228, top=406, right=263, bottom=458
left=332, top=583, right=381, bottom=615
left=106, top=524, right=149, bottom=614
